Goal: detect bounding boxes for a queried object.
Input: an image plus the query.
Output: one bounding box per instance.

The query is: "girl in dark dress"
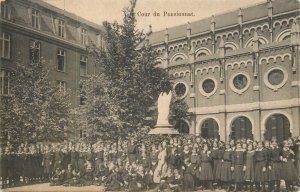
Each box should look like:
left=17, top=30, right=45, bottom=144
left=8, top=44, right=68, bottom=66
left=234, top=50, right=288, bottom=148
left=211, top=141, right=223, bottom=187
left=281, top=140, right=298, bottom=191
left=254, top=141, right=268, bottom=191
left=53, top=146, right=63, bottom=172
left=23, top=147, right=32, bottom=184
left=42, top=145, right=53, bottom=181
left=2, top=147, right=10, bottom=188
left=231, top=143, right=246, bottom=192
left=244, top=143, right=255, bottom=191
left=182, top=158, right=195, bottom=191
left=78, top=160, right=94, bottom=186
left=268, top=141, right=282, bottom=192
left=70, top=145, right=79, bottom=172
left=169, top=169, right=183, bottom=192
left=78, top=146, right=85, bottom=174
left=220, top=143, right=233, bottom=191
left=199, top=143, right=214, bottom=190
left=14, top=146, right=23, bottom=185
left=190, top=147, right=200, bottom=187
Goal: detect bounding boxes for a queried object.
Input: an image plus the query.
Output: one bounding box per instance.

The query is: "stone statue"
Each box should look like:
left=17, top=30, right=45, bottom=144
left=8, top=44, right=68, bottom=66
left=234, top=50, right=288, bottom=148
left=156, top=91, right=172, bottom=126
left=149, top=81, right=179, bottom=135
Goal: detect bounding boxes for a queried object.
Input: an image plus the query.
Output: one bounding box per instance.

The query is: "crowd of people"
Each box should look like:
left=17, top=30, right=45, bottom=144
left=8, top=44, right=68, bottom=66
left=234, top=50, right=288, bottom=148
left=1, top=135, right=300, bottom=192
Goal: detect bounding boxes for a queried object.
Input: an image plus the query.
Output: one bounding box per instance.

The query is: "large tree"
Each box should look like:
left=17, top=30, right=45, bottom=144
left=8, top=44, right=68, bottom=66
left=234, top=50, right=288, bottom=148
left=83, top=0, right=191, bottom=137
left=87, top=0, right=168, bottom=133
left=0, top=60, right=72, bottom=144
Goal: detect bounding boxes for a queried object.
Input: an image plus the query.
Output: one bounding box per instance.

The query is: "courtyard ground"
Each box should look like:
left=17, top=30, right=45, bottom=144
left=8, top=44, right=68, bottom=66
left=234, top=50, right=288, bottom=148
left=2, top=183, right=228, bottom=192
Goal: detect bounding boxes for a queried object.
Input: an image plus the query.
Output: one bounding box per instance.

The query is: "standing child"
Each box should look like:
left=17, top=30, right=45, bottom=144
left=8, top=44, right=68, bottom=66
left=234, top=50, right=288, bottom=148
left=231, top=143, right=246, bottom=192
left=254, top=142, right=268, bottom=191
left=244, top=143, right=255, bottom=191
left=199, top=144, right=214, bottom=190
left=281, top=140, right=298, bottom=191
left=220, top=143, right=233, bottom=191
left=182, top=158, right=195, bottom=191
left=268, top=141, right=282, bottom=192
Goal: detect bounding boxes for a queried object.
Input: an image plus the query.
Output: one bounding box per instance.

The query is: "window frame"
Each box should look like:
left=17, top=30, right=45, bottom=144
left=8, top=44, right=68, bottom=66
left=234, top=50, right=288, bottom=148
left=79, top=55, right=88, bottom=76
left=80, top=28, right=88, bottom=45
left=58, top=19, right=65, bottom=38
left=31, top=8, right=40, bottom=29
left=57, top=80, right=66, bottom=95
left=29, top=40, right=41, bottom=63
left=0, top=2, right=11, bottom=20
left=0, top=32, right=11, bottom=59
left=0, top=70, right=11, bottom=95
left=57, top=48, right=66, bottom=72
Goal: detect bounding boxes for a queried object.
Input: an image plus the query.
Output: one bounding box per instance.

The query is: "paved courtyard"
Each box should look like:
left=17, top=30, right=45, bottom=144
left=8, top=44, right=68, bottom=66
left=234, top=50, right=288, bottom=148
left=2, top=183, right=228, bottom=192
left=3, top=182, right=300, bottom=192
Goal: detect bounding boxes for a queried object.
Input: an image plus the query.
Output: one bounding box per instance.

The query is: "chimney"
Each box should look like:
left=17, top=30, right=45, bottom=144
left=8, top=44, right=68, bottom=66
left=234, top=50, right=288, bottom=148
left=238, top=8, right=243, bottom=25
left=211, top=15, right=216, bottom=32
left=186, top=22, right=191, bottom=38
left=164, top=28, right=169, bottom=43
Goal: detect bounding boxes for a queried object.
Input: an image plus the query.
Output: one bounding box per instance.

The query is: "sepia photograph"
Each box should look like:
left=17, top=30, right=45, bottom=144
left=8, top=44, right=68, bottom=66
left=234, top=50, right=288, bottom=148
left=0, top=0, right=300, bottom=191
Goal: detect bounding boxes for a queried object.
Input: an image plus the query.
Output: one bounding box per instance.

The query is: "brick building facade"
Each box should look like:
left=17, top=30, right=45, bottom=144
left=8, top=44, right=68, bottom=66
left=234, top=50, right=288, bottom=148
left=0, top=0, right=105, bottom=108
left=148, top=0, right=300, bottom=142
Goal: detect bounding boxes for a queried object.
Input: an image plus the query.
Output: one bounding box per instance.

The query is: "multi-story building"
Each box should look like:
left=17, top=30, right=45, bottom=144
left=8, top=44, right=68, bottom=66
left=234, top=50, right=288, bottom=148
left=148, top=0, right=300, bottom=142
left=0, top=0, right=105, bottom=107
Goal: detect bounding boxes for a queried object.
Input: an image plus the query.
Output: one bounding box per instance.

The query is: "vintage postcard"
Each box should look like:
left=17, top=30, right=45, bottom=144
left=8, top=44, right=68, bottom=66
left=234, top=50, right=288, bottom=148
left=0, top=0, right=300, bottom=191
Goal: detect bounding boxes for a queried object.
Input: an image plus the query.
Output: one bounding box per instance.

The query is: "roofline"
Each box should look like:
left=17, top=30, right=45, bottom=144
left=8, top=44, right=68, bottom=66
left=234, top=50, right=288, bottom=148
left=151, top=0, right=267, bottom=34
left=12, top=0, right=105, bottom=32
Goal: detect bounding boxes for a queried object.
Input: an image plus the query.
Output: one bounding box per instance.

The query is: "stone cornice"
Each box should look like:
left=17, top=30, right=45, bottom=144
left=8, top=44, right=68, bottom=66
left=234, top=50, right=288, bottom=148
left=189, top=98, right=300, bottom=114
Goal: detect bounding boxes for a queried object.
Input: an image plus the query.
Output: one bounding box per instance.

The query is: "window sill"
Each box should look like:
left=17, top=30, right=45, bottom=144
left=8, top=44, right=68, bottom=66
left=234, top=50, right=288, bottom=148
left=56, top=69, right=66, bottom=73
left=1, top=57, right=11, bottom=60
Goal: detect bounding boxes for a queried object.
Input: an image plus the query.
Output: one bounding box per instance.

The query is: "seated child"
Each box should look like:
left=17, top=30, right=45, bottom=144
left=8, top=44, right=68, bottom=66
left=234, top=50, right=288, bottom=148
left=50, top=168, right=65, bottom=186
left=105, top=166, right=124, bottom=191
left=169, top=169, right=183, bottom=192
left=63, top=164, right=80, bottom=186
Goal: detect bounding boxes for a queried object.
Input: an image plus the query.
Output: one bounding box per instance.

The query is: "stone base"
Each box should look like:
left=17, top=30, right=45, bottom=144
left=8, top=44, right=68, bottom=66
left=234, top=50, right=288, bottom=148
left=148, top=124, right=179, bottom=135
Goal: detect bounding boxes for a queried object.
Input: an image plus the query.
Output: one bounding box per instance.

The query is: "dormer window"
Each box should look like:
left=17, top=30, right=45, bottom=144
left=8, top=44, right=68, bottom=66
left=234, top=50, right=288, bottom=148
left=96, top=34, right=105, bottom=48
left=31, top=9, right=40, bottom=29
left=0, top=2, right=11, bottom=20
left=58, top=19, right=65, bottom=38
left=81, top=28, right=88, bottom=45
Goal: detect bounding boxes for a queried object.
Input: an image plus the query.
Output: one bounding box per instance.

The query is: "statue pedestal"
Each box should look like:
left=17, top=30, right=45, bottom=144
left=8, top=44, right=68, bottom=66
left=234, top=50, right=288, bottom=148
left=148, top=124, right=179, bottom=135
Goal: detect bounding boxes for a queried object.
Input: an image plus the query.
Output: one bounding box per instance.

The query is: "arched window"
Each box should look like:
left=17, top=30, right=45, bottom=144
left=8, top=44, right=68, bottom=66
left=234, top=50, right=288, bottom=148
left=264, top=114, right=291, bottom=142
left=175, top=120, right=189, bottom=134
left=201, top=118, right=219, bottom=139
left=230, top=116, right=253, bottom=141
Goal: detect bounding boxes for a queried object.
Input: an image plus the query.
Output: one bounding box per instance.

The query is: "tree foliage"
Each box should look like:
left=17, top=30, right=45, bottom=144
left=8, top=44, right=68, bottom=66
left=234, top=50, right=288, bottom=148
left=0, top=61, right=72, bottom=144
left=77, top=0, right=191, bottom=138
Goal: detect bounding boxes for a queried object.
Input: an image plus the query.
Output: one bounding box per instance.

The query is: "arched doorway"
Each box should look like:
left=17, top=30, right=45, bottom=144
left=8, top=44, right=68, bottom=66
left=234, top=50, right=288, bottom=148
left=201, top=118, right=220, bottom=139
left=230, top=116, right=253, bottom=141
left=175, top=120, right=189, bottom=134
left=264, top=114, right=291, bottom=142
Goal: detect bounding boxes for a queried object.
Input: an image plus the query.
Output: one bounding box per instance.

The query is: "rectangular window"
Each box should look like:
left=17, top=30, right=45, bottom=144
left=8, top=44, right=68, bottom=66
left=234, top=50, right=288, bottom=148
left=96, top=34, right=105, bottom=48
left=57, top=49, right=66, bottom=72
left=31, top=9, right=40, bottom=29
left=58, top=19, right=65, bottom=38
left=0, top=32, right=10, bottom=59
left=57, top=81, right=66, bottom=95
left=81, top=28, right=87, bottom=45
left=79, top=85, right=86, bottom=105
left=0, top=70, right=10, bottom=95
left=29, top=40, right=41, bottom=63
left=80, top=55, right=87, bottom=76
left=1, top=2, right=10, bottom=19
